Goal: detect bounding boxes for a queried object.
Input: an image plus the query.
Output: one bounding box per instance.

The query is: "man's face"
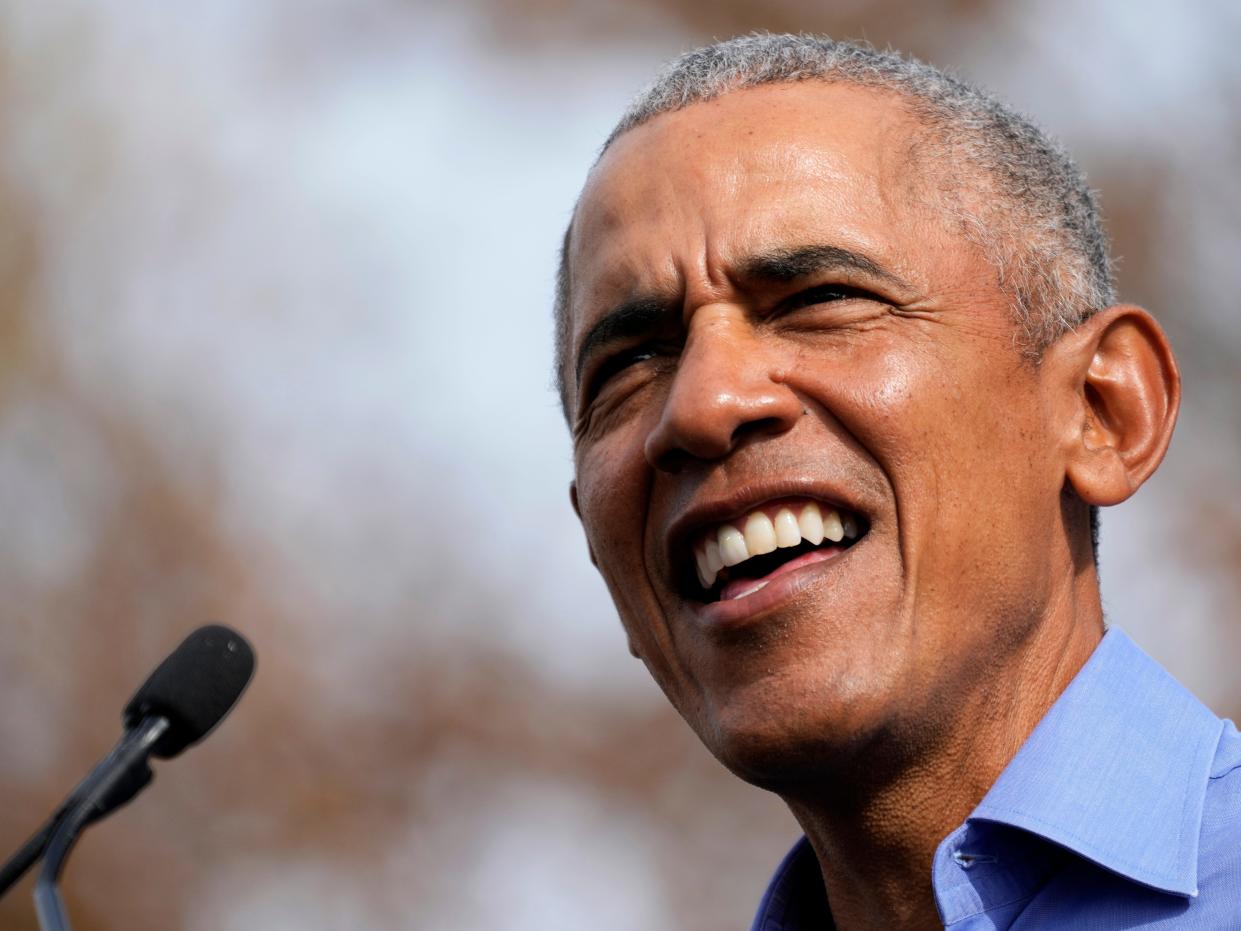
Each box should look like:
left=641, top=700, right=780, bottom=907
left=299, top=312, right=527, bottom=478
left=567, top=83, right=1073, bottom=785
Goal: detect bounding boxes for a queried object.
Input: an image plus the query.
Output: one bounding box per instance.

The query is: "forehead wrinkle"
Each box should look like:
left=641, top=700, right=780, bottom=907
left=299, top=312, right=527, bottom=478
left=679, top=229, right=739, bottom=319
left=567, top=83, right=985, bottom=389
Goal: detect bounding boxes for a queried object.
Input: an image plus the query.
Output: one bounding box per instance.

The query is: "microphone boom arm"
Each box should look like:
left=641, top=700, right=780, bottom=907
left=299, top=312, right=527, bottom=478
left=33, top=716, right=170, bottom=931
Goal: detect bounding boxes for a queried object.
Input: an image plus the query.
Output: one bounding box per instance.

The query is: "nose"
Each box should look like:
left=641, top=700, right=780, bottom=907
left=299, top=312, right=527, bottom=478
left=643, top=306, right=803, bottom=472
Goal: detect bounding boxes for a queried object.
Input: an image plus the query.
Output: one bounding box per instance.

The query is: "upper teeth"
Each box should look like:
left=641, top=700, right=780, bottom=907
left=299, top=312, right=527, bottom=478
left=693, top=500, right=857, bottom=590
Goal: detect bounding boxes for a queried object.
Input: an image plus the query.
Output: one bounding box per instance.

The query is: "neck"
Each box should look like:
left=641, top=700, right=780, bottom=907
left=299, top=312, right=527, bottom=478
left=781, top=574, right=1104, bottom=931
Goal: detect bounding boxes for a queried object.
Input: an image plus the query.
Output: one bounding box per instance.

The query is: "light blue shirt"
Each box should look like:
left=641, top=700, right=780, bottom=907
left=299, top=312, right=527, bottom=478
left=750, top=628, right=1241, bottom=929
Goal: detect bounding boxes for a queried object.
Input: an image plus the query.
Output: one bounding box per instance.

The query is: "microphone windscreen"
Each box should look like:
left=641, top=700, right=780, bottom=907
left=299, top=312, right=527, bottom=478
left=122, top=625, right=256, bottom=759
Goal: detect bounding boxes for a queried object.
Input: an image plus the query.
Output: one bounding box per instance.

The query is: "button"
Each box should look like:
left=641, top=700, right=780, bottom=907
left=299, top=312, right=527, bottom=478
left=951, top=850, right=997, bottom=869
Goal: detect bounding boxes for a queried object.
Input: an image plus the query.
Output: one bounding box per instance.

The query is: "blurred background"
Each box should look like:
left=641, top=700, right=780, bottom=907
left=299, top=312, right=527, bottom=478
left=0, top=0, right=1237, bottom=928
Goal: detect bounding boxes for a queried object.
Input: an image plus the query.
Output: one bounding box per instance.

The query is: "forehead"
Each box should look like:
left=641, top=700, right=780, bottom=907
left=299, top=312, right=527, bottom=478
left=567, top=83, right=942, bottom=341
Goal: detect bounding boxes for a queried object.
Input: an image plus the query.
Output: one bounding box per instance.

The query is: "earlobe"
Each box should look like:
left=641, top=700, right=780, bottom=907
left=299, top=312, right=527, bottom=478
left=1061, top=305, right=1181, bottom=507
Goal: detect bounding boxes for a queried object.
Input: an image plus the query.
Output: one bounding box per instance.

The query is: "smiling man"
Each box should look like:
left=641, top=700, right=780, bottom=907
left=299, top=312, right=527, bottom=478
left=556, top=34, right=1241, bottom=930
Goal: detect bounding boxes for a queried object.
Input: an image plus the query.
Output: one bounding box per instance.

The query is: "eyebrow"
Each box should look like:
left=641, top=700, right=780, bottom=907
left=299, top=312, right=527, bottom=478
left=572, top=244, right=910, bottom=389
left=739, top=244, right=908, bottom=288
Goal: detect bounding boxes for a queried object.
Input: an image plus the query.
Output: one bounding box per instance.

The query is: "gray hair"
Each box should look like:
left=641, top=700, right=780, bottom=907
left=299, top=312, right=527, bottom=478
left=553, top=33, right=1117, bottom=411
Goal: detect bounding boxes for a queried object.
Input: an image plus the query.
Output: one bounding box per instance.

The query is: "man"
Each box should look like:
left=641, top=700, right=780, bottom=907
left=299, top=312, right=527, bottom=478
left=555, top=34, right=1241, bottom=930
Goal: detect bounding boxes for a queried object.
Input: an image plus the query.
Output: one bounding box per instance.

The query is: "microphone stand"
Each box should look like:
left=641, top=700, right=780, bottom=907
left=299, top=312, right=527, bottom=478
left=0, top=751, right=152, bottom=897
left=0, top=624, right=254, bottom=924
left=33, top=716, right=170, bottom=931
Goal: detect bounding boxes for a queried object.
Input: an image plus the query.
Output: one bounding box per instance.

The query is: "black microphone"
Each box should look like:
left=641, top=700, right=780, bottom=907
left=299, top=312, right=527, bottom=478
left=123, top=623, right=256, bottom=759
left=0, top=625, right=255, bottom=910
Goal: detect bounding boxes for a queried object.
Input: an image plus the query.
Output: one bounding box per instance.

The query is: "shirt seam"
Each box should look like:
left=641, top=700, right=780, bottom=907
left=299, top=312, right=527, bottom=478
left=1208, top=757, right=1241, bottom=781
left=944, top=889, right=1039, bottom=923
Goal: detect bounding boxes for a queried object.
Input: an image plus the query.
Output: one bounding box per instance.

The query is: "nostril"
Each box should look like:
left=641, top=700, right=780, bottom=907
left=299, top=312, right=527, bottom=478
left=733, top=415, right=794, bottom=446
left=647, top=415, right=798, bottom=473
left=643, top=357, right=805, bottom=469
left=650, top=447, right=691, bottom=474
left=644, top=414, right=736, bottom=470
left=643, top=401, right=738, bottom=470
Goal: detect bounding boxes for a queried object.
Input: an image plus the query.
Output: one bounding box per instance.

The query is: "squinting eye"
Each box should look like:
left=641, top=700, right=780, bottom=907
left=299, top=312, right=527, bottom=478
left=780, top=283, right=869, bottom=312
left=586, top=345, right=659, bottom=400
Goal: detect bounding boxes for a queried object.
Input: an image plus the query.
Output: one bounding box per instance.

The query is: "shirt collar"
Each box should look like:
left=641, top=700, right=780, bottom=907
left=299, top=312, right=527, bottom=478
left=751, top=627, right=1225, bottom=929
left=750, top=837, right=834, bottom=931
left=969, top=627, right=1223, bottom=897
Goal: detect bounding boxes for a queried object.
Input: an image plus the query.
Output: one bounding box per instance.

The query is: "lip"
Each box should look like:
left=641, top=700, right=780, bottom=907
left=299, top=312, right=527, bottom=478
left=663, top=479, right=869, bottom=593
left=692, top=534, right=865, bottom=630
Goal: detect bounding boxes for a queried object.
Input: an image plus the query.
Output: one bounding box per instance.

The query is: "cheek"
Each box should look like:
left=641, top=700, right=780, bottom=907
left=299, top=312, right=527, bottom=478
left=842, top=335, right=1041, bottom=475
left=573, top=433, right=654, bottom=594
left=870, top=349, right=1057, bottom=599
left=814, top=333, right=1052, bottom=545
left=577, top=417, right=636, bottom=494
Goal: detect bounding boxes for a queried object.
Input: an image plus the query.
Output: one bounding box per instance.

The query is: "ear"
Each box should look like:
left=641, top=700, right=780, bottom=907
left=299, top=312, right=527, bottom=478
left=1055, top=305, right=1180, bottom=507
left=569, top=481, right=598, bottom=566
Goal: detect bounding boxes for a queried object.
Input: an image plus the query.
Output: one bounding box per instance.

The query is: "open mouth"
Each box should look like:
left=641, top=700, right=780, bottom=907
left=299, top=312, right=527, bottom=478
left=684, top=498, right=868, bottom=603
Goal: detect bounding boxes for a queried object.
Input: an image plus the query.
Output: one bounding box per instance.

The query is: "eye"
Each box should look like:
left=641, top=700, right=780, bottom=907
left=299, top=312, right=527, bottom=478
left=778, top=283, right=872, bottom=314
left=583, top=343, right=661, bottom=401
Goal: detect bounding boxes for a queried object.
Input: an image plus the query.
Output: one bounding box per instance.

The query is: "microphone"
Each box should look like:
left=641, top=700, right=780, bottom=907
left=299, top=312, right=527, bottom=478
left=0, top=625, right=255, bottom=917
left=123, top=623, right=256, bottom=759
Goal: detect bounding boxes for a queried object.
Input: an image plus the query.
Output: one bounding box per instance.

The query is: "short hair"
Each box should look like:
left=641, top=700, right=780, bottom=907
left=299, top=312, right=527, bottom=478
left=555, top=33, right=1111, bottom=553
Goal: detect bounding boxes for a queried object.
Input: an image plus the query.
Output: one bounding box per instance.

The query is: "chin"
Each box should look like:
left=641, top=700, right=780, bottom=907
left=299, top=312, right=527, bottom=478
left=703, top=703, right=870, bottom=792
left=699, top=681, right=928, bottom=797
